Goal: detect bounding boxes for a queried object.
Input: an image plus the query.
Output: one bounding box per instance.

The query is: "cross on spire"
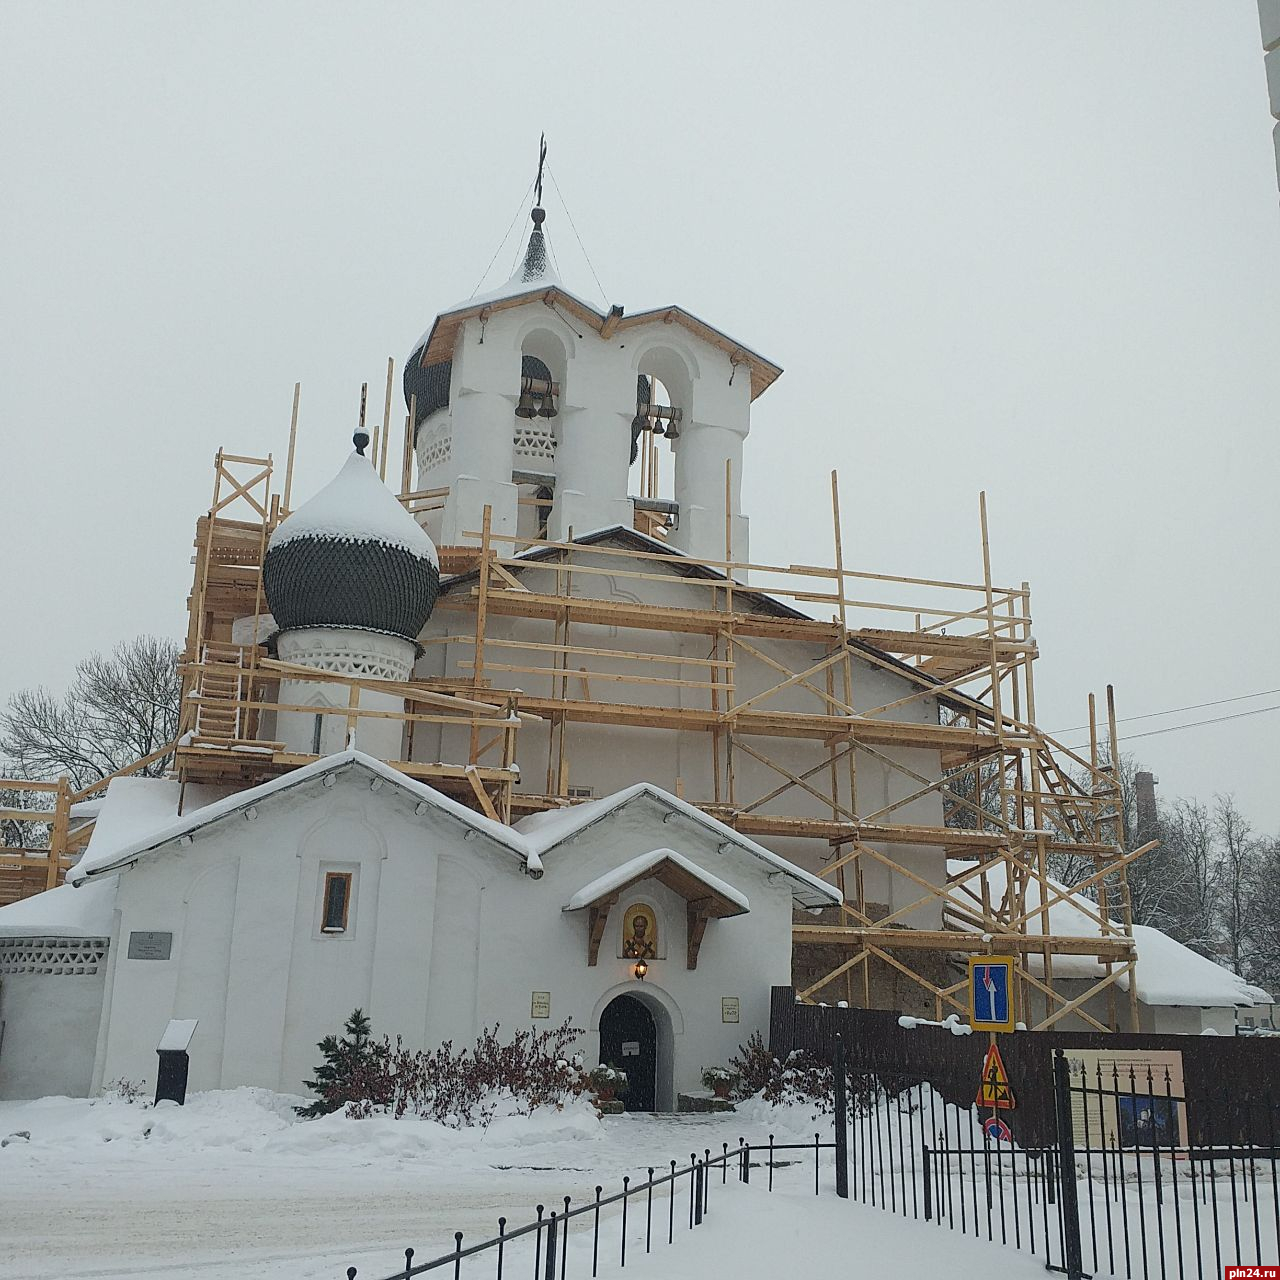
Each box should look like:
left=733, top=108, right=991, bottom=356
left=534, top=133, right=547, bottom=208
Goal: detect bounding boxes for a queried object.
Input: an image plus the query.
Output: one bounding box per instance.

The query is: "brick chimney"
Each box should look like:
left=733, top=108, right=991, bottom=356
left=1135, top=770, right=1159, bottom=839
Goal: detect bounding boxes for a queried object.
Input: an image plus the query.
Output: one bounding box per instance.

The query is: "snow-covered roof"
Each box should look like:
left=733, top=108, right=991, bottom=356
left=517, top=783, right=840, bottom=910
left=66, top=755, right=834, bottom=910
left=412, top=293, right=781, bottom=402
left=0, top=874, right=118, bottom=938
left=407, top=208, right=782, bottom=404
left=1128, top=925, right=1272, bottom=1008
left=947, top=859, right=1270, bottom=1009
left=269, top=452, right=438, bottom=567
left=564, top=848, right=750, bottom=915
left=69, top=752, right=535, bottom=883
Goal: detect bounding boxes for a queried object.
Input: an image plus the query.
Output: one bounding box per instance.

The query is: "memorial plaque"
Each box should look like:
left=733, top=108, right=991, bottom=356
left=530, top=991, right=551, bottom=1019
left=128, top=931, right=173, bottom=960
left=721, top=996, right=740, bottom=1024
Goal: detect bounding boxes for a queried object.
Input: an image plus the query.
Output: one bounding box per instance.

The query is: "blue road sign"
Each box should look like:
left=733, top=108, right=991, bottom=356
left=968, top=955, right=1016, bottom=1032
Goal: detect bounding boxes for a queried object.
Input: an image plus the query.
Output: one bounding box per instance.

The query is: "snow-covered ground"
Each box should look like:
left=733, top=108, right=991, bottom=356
left=2, top=1089, right=1274, bottom=1279
left=0, top=1088, right=1031, bottom=1280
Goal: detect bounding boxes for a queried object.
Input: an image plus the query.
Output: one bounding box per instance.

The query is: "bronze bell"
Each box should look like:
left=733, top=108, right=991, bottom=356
left=537, top=390, right=558, bottom=419
left=515, top=385, right=539, bottom=418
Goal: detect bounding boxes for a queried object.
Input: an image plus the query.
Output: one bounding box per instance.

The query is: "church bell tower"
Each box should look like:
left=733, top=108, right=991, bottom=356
left=402, top=145, right=782, bottom=570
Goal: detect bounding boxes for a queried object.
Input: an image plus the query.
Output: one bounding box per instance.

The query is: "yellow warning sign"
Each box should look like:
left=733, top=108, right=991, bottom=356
left=976, top=1042, right=1016, bottom=1110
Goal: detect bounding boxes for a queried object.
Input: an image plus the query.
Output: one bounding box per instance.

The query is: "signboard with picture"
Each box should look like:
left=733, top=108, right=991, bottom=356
left=1064, top=1048, right=1187, bottom=1150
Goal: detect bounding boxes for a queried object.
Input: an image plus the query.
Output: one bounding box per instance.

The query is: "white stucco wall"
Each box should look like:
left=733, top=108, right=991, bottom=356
left=275, top=627, right=415, bottom=761
left=90, top=769, right=796, bottom=1106
left=0, top=942, right=109, bottom=1100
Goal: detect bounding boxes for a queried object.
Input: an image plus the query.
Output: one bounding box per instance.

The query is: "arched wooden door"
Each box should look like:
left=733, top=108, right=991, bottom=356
left=599, top=994, right=657, bottom=1112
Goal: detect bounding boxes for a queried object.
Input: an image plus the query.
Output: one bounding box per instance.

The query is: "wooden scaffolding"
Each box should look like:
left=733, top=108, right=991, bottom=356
left=2, top=372, right=1152, bottom=1032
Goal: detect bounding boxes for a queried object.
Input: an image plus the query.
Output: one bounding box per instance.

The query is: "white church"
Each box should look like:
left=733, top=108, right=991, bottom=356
left=3, top=178, right=1267, bottom=1109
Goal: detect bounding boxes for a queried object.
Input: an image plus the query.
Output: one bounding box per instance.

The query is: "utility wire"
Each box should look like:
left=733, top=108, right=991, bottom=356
left=469, top=176, right=536, bottom=300
left=546, top=164, right=608, bottom=303
left=1061, top=702, right=1280, bottom=753
left=1051, top=687, right=1280, bottom=736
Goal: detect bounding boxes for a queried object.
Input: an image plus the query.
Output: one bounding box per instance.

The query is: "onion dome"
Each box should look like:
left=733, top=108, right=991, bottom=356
left=263, top=433, right=440, bottom=643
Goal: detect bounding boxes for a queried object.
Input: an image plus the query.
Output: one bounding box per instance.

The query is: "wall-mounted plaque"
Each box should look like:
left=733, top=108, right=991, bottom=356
left=128, top=931, right=173, bottom=960
left=721, top=996, right=740, bottom=1024
left=531, top=991, right=551, bottom=1019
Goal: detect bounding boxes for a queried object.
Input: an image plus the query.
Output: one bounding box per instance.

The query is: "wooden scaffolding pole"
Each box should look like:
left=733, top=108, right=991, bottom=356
left=723, top=460, right=737, bottom=807
left=1108, top=683, right=1141, bottom=1032
left=469, top=506, right=494, bottom=766
left=401, top=393, right=417, bottom=499
left=379, top=357, right=394, bottom=482
left=283, top=382, right=300, bottom=514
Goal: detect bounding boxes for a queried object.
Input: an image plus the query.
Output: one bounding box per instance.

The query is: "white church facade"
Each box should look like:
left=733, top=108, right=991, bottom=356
left=0, top=754, right=832, bottom=1104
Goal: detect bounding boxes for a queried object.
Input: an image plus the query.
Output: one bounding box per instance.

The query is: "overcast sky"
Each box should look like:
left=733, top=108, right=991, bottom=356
left=1, top=2, right=1277, bottom=829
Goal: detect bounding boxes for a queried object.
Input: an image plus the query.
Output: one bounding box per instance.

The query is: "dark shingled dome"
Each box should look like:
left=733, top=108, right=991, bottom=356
left=263, top=451, right=440, bottom=644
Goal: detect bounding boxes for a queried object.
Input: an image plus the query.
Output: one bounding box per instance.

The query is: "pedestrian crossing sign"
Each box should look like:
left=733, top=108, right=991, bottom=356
left=968, top=954, right=1016, bottom=1032
left=976, top=1042, right=1016, bottom=1110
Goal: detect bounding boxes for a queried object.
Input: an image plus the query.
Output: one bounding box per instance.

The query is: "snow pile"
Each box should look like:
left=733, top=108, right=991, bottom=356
left=0, top=1087, right=301, bottom=1156
left=0, top=1087, right=602, bottom=1165
left=269, top=451, right=439, bottom=566
left=732, top=1091, right=835, bottom=1142
left=898, top=1012, right=973, bottom=1035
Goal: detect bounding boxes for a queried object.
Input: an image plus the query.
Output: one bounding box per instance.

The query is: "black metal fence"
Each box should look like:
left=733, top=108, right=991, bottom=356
left=343, top=1136, right=839, bottom=1280
left=833, top=1037, right=1279, bottom=1280
left=1062, top=1055, right=1280, bottom=1280
left=342, top=1030, right=1279, bottom=1280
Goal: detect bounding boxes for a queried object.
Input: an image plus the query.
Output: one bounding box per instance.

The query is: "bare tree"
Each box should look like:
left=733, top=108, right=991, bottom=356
left=0, top=636, right=181, bottom=790
left=1143, top=798, right=1220, bottom=952
left=0, top=784, right=49, bottom=849
left=1215, top=793, right=1260, bottom=977
left=1244, top=836, right=1280, bottom=994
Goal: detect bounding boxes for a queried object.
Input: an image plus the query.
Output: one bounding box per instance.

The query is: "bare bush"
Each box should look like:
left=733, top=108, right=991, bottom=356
left=729, top=1032, right=834, bottom=1110
left=299, top=1012, right=588, bottom=1128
